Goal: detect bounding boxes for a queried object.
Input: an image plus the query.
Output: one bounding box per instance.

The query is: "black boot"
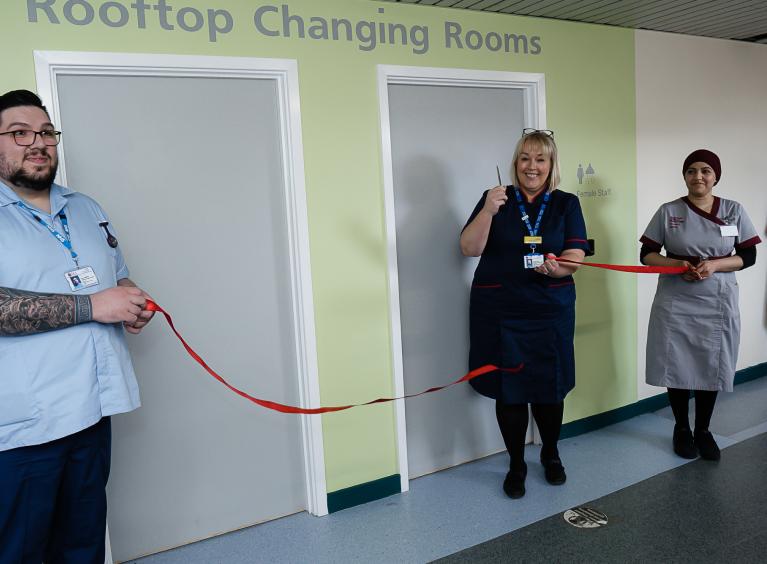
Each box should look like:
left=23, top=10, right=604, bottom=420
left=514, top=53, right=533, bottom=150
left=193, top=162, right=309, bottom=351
left=503, top=461, right=528, bottom=499
left=694, top=429, right=721, bottom=461
left=673, top=425, right=698, bottom=459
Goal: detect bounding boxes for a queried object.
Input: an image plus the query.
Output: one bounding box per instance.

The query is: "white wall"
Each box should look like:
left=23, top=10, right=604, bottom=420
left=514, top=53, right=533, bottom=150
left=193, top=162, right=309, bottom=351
left=635, top=31, right=767, bottom=400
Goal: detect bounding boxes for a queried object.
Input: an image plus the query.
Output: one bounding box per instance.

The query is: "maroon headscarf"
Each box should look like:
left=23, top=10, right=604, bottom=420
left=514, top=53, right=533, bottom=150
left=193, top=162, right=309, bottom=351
left=683, top=149, right=721, bottom=185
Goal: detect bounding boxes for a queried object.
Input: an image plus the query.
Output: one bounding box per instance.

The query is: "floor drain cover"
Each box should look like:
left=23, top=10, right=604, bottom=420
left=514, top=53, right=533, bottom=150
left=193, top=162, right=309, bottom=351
left=563, top=506, right=608, bottom=528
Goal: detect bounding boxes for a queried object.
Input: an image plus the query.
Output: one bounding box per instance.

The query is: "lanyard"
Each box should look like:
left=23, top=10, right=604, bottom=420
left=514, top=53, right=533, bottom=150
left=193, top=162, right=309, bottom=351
left=16, top=201, right=79, bottom=265
left=514, top=188, right=550, bottom=239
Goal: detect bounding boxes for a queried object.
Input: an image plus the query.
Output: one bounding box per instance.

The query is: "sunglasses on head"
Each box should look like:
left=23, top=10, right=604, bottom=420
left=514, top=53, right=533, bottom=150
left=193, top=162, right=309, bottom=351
left=522, top=128, right=554, bottom=138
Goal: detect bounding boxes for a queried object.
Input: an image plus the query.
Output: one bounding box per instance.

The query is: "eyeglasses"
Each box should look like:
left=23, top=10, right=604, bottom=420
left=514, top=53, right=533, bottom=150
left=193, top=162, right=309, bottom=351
left=522, top=128, right=554, bottom=138
left=0, top=129, right=62, bottom=146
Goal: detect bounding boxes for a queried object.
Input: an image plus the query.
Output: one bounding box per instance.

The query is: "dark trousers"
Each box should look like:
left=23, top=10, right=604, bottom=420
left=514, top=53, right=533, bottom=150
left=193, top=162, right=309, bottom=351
left=0, top=417, right=111, bottom=564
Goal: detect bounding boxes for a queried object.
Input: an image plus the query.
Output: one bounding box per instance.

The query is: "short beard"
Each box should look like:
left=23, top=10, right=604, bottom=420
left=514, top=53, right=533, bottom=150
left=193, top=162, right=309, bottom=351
left=0, top=152, right=58, bottom=192
left=9, top=165, right=57, bottom=192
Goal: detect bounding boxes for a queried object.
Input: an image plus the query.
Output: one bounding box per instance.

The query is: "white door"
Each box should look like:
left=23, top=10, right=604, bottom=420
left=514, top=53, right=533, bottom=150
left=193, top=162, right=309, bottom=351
left=381, top=68, right=545, bottom=480
left=39, top=55, right=320, bottom=561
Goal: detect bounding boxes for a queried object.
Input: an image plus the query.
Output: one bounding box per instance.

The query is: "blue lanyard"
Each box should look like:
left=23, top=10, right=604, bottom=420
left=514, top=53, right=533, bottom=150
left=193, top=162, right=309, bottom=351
left=16, top=201, right=79, bottom=265
left=514, top=188, right=550, bottom=238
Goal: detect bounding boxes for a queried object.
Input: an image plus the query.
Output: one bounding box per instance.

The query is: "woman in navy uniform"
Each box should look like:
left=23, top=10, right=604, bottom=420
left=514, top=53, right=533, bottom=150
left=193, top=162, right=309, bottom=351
left=461, top=130, right=588, bottom=499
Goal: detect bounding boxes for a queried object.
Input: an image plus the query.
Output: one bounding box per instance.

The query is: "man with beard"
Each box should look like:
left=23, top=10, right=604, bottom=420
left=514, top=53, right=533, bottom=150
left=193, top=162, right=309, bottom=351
left=0, top=90, right=154, bottom=563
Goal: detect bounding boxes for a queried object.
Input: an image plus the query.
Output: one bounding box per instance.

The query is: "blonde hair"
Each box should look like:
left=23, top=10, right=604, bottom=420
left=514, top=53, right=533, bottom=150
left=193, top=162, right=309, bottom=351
left=510, top=131, right=561, bottom=192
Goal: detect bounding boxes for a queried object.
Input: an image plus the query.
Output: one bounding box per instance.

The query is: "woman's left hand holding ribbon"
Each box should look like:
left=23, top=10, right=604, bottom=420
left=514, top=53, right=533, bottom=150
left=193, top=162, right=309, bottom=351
left=533, top=254, right=559, bottom=277
left=537, top=251, right=585, bottom=278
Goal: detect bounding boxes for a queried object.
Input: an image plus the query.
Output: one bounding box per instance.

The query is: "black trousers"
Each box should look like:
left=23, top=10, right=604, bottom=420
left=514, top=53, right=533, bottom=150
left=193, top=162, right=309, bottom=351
left=495, top=402, right=564, bottom=469
left=0, top=417, right=111, bottom=564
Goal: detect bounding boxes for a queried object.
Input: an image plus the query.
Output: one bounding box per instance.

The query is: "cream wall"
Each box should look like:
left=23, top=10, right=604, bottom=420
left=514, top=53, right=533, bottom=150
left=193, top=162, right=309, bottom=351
left=635, top=30, right=767, bottom=400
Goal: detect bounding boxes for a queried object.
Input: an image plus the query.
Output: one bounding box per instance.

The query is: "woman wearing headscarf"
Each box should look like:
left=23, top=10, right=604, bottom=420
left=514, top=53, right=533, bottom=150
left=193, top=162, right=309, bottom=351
left=460, top=130, right=589, bottom=499
left=640, top=149, right=761, bottom=460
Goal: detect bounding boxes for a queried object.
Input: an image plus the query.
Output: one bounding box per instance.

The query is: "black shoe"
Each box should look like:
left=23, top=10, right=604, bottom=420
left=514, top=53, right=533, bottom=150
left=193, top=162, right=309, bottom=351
left=694, top=429, right=721, bottom=461
left=673, top=425, right=698, bottom=459
left=541, top=456, right=566, bottom=485
left=503, top=462, right=527, bottom=499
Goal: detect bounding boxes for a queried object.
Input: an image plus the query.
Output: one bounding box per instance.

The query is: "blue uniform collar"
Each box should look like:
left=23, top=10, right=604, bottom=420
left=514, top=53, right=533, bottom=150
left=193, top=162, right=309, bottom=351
left=0, top=180, right=74, bottom=215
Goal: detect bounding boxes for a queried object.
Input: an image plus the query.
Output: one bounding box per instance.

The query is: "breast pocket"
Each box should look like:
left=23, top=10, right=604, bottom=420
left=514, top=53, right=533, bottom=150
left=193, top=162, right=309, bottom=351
left=73, top=221, right=122, bottom=288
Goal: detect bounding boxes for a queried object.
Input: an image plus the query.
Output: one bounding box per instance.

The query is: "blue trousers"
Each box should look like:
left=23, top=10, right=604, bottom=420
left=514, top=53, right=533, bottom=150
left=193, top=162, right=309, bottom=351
left=0, top=417, right=111, bottom=564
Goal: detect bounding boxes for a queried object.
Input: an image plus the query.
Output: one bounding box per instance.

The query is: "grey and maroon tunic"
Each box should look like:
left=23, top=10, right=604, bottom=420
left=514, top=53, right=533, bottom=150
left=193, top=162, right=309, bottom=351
left=641, top=196, right=761, bottom=391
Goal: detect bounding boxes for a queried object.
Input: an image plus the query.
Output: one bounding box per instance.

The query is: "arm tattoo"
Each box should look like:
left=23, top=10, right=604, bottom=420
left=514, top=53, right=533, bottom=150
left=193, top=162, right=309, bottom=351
left=0, top=287, right=93, bottom=336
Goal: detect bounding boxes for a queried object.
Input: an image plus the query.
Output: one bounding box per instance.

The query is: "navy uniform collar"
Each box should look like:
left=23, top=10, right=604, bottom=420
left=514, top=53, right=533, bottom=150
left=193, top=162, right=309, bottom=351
left=514, top=186, right=555, bottom=205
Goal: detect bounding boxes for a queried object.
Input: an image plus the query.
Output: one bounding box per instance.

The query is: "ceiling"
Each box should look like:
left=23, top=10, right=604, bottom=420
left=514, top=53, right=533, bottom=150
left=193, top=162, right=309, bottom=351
left=378, top=0, right=767, bottom=44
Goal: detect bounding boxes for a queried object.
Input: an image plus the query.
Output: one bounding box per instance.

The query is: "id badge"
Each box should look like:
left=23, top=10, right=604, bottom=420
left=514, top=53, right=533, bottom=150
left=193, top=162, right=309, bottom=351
left=720, top=225, right=738, bottom=237
left=524, top=253, right=544, bottom=269
left=65, top=266, right=99, bottom=292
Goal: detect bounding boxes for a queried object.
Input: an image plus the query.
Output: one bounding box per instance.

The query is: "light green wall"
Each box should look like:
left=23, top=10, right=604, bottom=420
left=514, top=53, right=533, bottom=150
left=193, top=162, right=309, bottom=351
left=1, top=0, right=636, bottom=492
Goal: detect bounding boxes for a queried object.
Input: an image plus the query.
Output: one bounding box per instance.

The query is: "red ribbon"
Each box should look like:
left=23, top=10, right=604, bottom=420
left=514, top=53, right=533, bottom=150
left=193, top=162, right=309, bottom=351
left=555, top=257, right=688, bottom=274
left=144, top=300, right=508, bottom=414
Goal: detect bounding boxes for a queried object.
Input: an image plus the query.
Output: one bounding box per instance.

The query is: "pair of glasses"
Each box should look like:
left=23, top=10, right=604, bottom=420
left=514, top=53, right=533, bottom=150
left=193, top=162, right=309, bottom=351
left=0, top=129, right=62, bottom=146
left=522, top=128, right=554, bottom=138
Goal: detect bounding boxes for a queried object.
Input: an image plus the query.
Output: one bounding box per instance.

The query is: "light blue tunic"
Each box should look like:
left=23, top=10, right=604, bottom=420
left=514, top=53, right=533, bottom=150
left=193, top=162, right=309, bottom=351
left=0, top=181, right=140, bottom=451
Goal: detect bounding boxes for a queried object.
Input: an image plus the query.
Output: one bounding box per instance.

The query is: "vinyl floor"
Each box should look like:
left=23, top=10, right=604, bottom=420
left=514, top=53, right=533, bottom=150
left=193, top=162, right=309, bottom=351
left=127, top=376, right=767, bottom=564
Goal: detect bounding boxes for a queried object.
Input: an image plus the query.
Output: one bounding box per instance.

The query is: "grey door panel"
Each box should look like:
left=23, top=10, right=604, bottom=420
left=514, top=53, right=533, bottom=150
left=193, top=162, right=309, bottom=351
left=388, top=84, right=525, bottom=478
left=56, top=74, right=305, bottom=561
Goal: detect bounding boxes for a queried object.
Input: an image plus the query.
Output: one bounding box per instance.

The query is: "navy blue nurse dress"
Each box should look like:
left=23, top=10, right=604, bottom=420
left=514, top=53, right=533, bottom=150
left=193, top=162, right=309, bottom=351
left=464, top=186, right=589, bottom=404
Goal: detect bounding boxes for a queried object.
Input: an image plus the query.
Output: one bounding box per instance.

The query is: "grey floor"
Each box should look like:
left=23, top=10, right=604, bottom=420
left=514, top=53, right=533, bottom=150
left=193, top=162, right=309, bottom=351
left=127, top=377, right=767, bottom=564
left=438, top=431, right=767, bottom=563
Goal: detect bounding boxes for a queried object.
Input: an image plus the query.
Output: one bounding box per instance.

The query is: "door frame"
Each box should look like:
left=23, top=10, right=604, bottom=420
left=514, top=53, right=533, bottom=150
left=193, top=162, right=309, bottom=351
left=376, top=65, right=547, bottom=492
left=34, top=51, right=328, bottom=517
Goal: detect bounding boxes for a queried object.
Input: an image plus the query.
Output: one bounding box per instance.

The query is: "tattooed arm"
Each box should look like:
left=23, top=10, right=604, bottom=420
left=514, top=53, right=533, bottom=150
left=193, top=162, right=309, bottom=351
left=0, top=285, right=147, bottom=336
left=0, top=287, right=92, bottom=336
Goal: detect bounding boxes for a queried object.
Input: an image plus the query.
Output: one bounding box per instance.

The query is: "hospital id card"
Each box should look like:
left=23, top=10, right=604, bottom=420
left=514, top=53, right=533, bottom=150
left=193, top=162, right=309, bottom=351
left=720, top=225, right=738, bottom=237
left=65, top=266, right=99, bottom=292
left=524, top=253, right=544, bottom=269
